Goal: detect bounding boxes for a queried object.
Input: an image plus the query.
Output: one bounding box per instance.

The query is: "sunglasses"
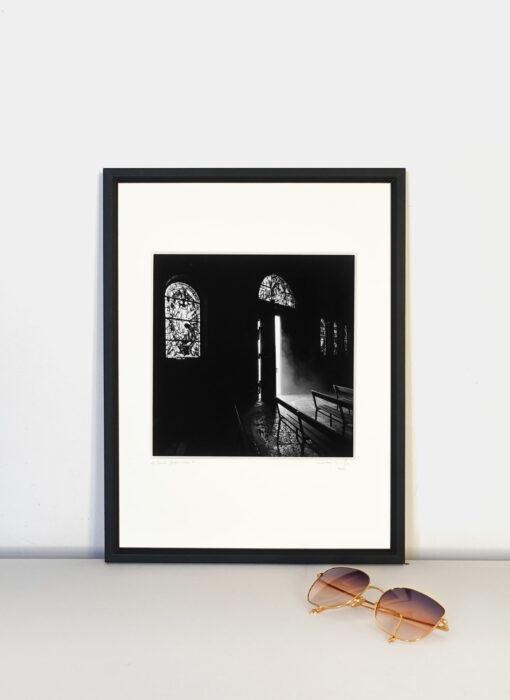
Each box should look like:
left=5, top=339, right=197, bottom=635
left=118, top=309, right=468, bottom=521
left=307, top=566, right=449, bottom=643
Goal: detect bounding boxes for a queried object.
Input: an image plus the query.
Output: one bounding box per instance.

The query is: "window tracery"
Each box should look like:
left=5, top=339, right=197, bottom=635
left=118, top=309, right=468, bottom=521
left=258, top=274, right=295, bottom=308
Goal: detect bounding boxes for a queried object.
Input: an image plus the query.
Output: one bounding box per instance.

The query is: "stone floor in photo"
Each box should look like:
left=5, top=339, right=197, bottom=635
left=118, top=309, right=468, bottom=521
left=242, top=393, right=353, bottom=457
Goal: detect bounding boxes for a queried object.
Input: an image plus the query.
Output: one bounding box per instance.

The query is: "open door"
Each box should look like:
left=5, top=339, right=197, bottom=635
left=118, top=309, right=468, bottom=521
left=258, top=312, right=284, bottom=401
left=259, top=312, right=276, bottom=402
left=274, top=314, right=282, bottom=395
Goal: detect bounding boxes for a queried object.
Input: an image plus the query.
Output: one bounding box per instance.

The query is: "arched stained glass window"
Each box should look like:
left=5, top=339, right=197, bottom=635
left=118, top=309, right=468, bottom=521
left=165, top=282, right=200, bottom=359
left=333, top=321, right=339, bottom=355
left=258, top=274, right=295, bottom=308
left=320, top=318, right=327, bottom=356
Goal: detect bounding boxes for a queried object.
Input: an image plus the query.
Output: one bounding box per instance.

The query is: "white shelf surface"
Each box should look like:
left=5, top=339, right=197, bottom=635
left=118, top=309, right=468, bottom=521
left=1, top=559, right=509, bottom=699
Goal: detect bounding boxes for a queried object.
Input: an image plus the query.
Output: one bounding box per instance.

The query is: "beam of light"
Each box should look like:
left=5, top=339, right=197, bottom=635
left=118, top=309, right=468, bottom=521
left=257, top=319, right=262, bottom=398
left=275, top=315, right=282, bottom=396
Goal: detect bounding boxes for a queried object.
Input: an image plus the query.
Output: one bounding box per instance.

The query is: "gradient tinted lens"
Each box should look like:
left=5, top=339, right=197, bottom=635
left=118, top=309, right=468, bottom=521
left=308, top=567, right=370, bottom=607
left=375, top=588, right=445, bottom=641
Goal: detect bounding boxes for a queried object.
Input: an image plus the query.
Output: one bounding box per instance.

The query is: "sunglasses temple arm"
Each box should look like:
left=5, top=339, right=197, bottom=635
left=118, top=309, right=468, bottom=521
left=387, top=614, right=403, bottom=644
left=310, top=602, right=351, bottom=614
left=310, top=605, right=328, bottom=615
left=316, top=579, right=362, bottom=598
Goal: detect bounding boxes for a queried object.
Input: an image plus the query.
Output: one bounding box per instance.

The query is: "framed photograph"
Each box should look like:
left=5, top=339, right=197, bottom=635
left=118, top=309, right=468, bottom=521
left=104, top=168, right=405, bottom=563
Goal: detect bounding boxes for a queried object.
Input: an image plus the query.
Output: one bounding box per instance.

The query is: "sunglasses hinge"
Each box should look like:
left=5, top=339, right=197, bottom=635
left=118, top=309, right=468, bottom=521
left=437, top=617, right=449, bottom=631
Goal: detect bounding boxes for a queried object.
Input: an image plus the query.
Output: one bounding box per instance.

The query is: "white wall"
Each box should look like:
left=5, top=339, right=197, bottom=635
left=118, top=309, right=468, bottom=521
left=1, top=0, right=508, bottom=559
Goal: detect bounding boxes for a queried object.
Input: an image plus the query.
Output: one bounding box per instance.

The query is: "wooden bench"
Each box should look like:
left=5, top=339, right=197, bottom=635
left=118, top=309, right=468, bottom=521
left=276, top=397, right=349, bottom=457
left=312, top=389, right=352, bottom=430
left=333, top=384, right=353, bottom=415
left=276, top=398, right=307, bottom=455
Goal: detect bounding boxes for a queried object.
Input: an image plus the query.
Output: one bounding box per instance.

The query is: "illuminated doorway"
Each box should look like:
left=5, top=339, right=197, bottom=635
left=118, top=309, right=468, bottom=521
left=274, top=315, right=282, bottom=395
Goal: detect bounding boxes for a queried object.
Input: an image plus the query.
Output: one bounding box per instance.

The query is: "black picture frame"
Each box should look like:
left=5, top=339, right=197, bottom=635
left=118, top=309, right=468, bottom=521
left=104, top=168, right=405, bottom=564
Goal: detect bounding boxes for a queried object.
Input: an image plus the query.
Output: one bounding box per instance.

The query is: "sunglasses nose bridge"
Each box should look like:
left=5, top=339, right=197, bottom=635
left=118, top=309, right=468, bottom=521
left=356, top=584, right=384, bottom=608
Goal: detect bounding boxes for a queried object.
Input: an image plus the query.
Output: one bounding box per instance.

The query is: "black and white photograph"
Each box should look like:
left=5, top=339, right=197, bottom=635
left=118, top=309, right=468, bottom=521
left=153, top=254, right=355, bottom=458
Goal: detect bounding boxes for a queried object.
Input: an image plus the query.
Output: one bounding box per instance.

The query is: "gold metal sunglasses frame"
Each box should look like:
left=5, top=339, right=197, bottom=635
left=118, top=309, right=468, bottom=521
left=308, top=569, right=449, bottom=643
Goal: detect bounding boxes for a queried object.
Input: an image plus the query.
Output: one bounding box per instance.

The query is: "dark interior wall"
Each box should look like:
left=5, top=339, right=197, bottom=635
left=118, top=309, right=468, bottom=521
left=153, top=254, right=354, bottom=454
